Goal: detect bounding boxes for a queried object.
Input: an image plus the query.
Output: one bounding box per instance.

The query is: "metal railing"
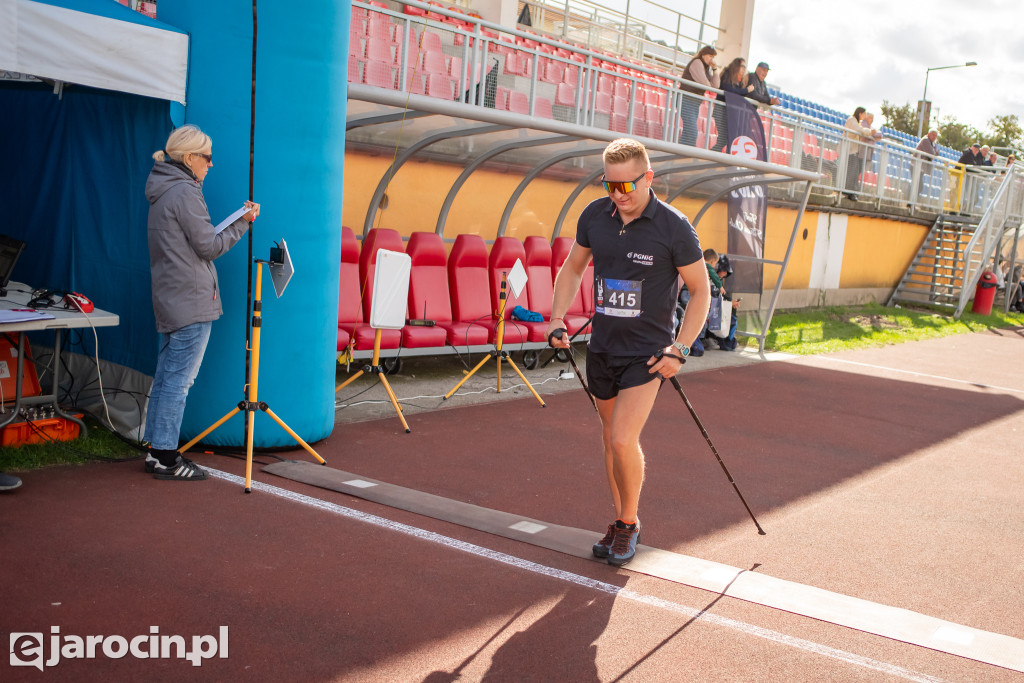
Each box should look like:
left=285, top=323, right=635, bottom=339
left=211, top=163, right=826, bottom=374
left=350, top=1, right=1022, bottom=220
left=514, top=0, right=720, bottom=71
left=954, top=165, right=1024, bottom=317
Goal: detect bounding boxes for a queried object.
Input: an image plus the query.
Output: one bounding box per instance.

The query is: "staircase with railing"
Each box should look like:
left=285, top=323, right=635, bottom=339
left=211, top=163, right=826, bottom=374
left=887, top=215, right=980, bottom=310
left=887, top=167, right=1024, bottom=315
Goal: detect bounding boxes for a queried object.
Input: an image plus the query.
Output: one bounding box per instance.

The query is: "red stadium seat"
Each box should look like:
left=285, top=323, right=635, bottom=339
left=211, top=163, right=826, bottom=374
left=555, top=82, right=576, bottom=107
left=359, top=227, right=405, bottom=322
left=447, top=234, right=500, bottom=343
left=488, top=237, right=539, bottom=343
left=364, top=59, right=395, bottom=89
left=406, top=232, right=489, bottom=347
left=508, top=90, right=529, bottom=115
left=422, top=49, right=447, bottom=75
left=426, top=72, right=454, bottom=99
left=523, top=236, right=554, bottom=322
left=550, top=236, right=592, bottom=335
left=338, top=226, right=401, bottom=352
left=535, top=97, right=553, bottom=119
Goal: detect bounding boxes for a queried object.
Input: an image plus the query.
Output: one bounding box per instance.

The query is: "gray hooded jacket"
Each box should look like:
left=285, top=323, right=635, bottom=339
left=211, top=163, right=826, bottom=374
left=145, top=160, right=249, bottom=334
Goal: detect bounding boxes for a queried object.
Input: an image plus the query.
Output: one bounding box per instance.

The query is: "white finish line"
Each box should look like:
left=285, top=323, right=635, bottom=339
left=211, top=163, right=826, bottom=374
left=207, top=467, right=945, bottom=682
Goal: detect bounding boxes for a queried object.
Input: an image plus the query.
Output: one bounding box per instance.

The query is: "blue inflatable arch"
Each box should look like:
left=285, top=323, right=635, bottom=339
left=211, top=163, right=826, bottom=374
left=160, top=1, right=350, bottom=445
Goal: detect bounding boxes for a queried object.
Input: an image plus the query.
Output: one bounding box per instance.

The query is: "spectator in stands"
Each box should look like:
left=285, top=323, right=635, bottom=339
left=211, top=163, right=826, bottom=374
left=958, top=142, right=984, bottom=165
left=986, top=151, right=999, bottom=166
left=144, top=124, right=260, bottom=481
left=747, top=61, right=781, bottom=106
left=843, top=107, right=878, bottom=199
left=548, top=138, right=709, bottom=567
left=916, top=129, right=940, bottom=156
left=1007, top=154, right=1016, bottom=167
left=679, top=46, right=720, bottom=148
left=915, top=129, right=941, bottom=198
left=980, top=145, right=994, bottom=166
left=720, top=58, right=752, bottom=97
left=860, top=112, right=882, bottom=162
left=713, top=57, right=753, bottom=151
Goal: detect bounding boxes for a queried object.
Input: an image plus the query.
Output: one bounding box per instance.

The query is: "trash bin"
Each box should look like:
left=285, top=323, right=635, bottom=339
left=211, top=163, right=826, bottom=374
left=970, top=271, right=999, bottom=315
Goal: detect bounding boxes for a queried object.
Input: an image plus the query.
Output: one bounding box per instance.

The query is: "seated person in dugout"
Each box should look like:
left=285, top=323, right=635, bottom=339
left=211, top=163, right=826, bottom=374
left=705, top=252, right=740, bottom=351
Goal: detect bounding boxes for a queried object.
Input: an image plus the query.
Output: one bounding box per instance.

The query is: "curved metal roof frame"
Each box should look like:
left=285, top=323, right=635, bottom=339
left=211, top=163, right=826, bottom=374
left=345, top=84, right=820, bottom=353
left=436, top=134, right=574, bottom=236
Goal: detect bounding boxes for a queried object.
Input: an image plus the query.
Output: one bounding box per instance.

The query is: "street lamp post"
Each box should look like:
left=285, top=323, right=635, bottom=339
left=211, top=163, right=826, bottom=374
left=918, top=61, right=978, bottom=138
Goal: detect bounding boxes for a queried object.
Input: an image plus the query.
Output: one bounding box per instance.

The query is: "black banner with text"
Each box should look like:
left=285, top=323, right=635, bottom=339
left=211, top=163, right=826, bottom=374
left=724, top=92, right=768, bottom=294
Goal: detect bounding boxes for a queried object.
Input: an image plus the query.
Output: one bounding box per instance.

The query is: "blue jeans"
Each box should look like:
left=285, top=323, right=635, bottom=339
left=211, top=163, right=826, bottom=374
left=144, top=321, right=213, bottom=450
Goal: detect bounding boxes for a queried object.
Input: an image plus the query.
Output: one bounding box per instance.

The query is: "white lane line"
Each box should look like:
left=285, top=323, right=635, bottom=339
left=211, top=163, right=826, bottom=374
left=207, top=468, right=944, bottom=683
left=810, top=356, right=1024, bottom=395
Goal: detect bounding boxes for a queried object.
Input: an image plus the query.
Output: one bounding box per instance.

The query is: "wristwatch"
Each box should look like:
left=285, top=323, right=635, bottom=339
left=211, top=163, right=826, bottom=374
left=672, top=341, right=690, bottom=357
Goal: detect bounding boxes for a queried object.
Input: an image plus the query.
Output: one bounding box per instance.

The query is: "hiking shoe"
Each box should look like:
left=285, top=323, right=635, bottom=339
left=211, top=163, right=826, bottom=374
left=152, top=455, right=208, bottom=481
left=607, top=519, right=641, bottom=567
left=0, top=472, right=23, bottom=491
left=592, top=523, right=617, bottom=558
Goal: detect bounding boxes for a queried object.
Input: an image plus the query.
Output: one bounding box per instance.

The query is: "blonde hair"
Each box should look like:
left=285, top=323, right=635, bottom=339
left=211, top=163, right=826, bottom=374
left=153, top=124, right=212, bottom=162
left=603, top=138, right=650, bottom=168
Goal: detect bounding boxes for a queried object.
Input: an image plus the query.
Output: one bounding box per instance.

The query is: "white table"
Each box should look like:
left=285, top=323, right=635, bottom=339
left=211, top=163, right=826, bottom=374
left=0, top=281, right=120, bottom=437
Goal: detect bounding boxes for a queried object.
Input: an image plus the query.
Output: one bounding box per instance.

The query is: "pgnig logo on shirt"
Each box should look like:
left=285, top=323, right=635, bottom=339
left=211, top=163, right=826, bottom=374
left=626, top=251, right=654, bottom=266
left=10, top=626, right=228, bottom=671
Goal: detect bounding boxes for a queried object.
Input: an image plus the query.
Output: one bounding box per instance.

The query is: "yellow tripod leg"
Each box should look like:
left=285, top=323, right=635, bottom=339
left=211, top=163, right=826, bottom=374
left=505, top=357, right=546, bottom=407
left=378, top=375, right=411, bottom=433
left=444, top=352, right=492, bottom=400
left=245, top=401, right=256, bottom=492
left=178, top=406, right=241, bottom=454
left=263, top=407, right=326, bottom=462
left=335, top=368, right=364, bottom=392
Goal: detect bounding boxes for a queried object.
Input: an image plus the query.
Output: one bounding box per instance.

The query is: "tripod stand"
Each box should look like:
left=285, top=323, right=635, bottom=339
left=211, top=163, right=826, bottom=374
left=443, top=273, right=545, bottom=406
left=334, top=328, right=410, bottom=432
left=179, top=258, right=326, bottom=493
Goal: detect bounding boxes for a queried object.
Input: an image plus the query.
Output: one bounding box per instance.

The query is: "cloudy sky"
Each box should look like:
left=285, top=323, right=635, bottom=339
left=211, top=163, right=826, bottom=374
left=745, top=0, right=1023, bottom=134
left=633, top=0, right=1023, bottom=136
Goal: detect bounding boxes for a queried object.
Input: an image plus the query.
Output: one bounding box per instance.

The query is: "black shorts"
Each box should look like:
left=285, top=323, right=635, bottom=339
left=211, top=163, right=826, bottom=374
left=586, top=351, right=661, bottom=400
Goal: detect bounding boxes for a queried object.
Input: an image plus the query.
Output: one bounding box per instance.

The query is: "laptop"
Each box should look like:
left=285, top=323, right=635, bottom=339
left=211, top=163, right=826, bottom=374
left=0, top=234, right=26, bottom=297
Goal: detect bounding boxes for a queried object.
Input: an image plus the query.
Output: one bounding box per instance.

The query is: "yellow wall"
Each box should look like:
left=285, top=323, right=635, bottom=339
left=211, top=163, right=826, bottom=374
left=839, top=215, right=929, bottom=288
left=344, top=152, right=927, bottom=293
left=343, top=151, right=606, bottom=241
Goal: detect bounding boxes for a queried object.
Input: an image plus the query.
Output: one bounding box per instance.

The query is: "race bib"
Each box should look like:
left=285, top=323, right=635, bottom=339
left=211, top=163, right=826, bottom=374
left=596, top=278, right=642, bottom=318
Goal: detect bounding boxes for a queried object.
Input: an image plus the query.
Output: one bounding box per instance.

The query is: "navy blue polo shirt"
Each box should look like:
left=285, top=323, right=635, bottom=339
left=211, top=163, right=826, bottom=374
left=576, top=189, right=703, bottom=355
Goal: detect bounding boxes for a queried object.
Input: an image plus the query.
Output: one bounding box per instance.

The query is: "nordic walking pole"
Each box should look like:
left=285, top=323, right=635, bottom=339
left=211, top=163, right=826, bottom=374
left=548, top=328, right=597, bottom=413
left=657, top=352, right=766, bottom=535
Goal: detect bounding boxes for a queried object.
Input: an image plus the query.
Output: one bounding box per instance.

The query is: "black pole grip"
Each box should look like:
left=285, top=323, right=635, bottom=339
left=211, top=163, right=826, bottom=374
left=547, top=327, right=567, bottom=347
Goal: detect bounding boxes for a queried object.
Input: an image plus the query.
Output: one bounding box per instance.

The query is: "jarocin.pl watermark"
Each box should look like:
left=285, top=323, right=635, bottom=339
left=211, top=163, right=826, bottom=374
left=10, top=626, right=228, bottom=670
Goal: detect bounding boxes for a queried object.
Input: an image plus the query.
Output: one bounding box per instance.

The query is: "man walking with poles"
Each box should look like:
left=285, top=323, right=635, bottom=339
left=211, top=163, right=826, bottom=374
left=547, top=138, right=710, bottom=566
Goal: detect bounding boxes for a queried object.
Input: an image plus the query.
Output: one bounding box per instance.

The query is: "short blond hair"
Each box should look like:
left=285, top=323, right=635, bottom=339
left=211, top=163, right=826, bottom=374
left=603, top=138, right=650, bottom=168
left=153, top=124, right=212, bottom=162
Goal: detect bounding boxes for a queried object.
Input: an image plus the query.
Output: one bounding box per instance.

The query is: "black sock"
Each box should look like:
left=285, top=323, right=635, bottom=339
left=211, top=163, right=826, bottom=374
left=153, top=448, right=180, bottom=467
left=615, top=519, right=637, bottom=530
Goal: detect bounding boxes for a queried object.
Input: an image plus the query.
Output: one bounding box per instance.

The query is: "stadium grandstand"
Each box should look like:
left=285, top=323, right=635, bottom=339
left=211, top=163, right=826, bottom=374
left=342, top=0, right=1024, bottom=362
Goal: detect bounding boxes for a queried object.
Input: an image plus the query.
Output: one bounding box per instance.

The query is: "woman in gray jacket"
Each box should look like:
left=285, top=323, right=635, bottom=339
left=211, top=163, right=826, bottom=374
left=143, top=124, right=259, bottom=480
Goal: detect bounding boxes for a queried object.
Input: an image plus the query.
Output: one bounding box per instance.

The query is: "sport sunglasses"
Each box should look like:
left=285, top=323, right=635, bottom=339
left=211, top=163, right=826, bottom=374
left=601, top=172, right=647, bottom=194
